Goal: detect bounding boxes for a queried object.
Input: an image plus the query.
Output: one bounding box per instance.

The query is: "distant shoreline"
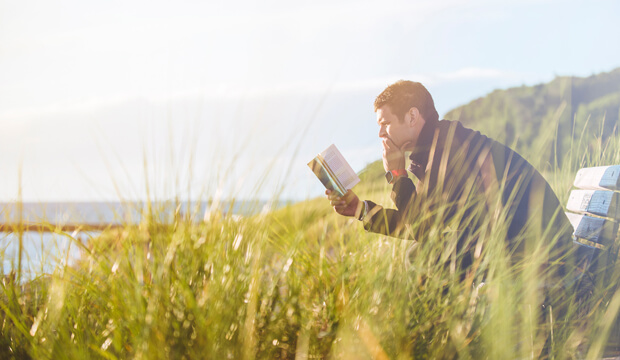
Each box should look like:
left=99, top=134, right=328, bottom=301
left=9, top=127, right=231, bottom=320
left=0, top=200, right=294, bottom=227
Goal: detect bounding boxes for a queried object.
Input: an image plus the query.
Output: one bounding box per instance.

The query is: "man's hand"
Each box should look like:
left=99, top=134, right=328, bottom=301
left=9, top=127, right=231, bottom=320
left=326, top=189, right=362, bottom=218
left=382, top=138, right=411, bottom=172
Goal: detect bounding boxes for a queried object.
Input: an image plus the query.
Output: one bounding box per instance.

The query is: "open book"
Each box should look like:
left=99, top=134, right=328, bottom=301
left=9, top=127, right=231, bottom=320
left=307, top=144, right=360, bottom=196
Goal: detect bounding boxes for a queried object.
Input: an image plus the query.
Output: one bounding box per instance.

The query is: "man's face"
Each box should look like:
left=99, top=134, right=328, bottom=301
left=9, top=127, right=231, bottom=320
left=376, top=105, right=418, bottom=151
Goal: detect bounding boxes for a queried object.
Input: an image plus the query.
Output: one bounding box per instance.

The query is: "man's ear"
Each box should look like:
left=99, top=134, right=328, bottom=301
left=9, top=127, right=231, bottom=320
left=408, top=107, right=420, bottom=127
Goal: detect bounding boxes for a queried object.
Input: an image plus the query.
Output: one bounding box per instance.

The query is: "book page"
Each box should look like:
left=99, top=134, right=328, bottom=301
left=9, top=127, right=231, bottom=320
left=320, top=144, right=360, bottom=190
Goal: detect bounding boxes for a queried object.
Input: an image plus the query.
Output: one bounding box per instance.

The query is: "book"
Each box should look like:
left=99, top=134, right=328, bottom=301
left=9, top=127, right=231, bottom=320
left=307, top=144, right=360, bottom=196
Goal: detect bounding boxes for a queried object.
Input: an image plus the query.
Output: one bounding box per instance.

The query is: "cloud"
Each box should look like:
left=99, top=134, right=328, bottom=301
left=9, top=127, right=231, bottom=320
left=0, top=66, right=523, bottom=122
left=207, top=67, right=518, bottom=98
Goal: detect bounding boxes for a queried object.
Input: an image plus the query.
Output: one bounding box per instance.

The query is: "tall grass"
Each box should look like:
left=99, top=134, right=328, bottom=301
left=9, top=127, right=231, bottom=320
left=1, top=114, right=620, bottom=359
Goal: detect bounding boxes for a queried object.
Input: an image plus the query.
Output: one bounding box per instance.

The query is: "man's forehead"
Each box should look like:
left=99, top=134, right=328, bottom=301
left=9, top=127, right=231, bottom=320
left=376, top=105, right=395, bottom=121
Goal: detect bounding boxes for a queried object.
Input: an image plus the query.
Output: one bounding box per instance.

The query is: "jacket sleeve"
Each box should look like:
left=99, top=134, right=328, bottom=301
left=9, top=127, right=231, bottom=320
left=362, top=176, right=416, bottom=240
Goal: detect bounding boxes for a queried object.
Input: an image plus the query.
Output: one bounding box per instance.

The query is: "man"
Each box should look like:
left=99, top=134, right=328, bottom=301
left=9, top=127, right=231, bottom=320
left=326, top=80, right=589, bottom=286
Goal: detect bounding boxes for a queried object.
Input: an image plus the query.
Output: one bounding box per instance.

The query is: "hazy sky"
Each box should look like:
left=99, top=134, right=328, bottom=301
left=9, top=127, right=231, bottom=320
left=1, top=0, right=619, bottom=202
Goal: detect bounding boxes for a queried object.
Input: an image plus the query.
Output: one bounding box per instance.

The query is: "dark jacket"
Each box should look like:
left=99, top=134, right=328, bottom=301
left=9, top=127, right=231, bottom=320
left=362, top=119, right=580, bottom=276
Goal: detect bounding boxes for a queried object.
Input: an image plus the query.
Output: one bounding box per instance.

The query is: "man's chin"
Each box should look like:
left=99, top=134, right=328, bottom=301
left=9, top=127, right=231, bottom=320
left=400, top=141, right=415, bottom=152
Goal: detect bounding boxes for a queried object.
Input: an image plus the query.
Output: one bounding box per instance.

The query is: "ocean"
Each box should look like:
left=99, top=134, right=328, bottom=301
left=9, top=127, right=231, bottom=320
left=0, top=200, right=280, bottom=280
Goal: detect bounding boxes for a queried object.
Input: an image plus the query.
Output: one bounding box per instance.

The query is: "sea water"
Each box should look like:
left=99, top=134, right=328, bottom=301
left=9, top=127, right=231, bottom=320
left=1, top=231, right=95, bottom=280
left=0, top=200, right=279, bottom=280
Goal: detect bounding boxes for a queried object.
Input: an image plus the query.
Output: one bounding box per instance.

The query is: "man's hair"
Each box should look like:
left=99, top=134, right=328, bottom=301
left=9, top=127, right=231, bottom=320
left=374, top=80, right=439, bottom=125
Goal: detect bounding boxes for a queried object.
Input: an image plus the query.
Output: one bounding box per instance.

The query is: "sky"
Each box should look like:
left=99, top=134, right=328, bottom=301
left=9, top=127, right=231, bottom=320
left=1, top=0, right=620, bottom=202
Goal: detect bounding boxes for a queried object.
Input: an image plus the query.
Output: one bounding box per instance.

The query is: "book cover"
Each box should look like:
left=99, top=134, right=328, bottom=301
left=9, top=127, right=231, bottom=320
left=308, top=144, right=360, bottom=196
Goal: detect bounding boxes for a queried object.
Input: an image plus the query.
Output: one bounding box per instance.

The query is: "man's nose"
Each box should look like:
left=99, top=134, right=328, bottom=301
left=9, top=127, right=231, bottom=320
left=378, top=126, right=386, bottom=138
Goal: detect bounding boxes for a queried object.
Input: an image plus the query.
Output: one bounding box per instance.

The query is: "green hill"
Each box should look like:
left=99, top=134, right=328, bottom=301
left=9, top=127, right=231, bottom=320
left=445, top=67, right=620, bottom=170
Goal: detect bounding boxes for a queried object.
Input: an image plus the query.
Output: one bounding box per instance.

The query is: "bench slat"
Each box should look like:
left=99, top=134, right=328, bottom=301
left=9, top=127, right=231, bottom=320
left=567, top=190, right=619, bottom=218
left=565, top=212, right=617, bottom=247
left=574, top=165, right=620, bottom=191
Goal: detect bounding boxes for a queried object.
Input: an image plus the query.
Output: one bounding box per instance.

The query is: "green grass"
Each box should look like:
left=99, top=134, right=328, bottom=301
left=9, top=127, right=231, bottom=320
left=2, top=120, right=620, bottom=359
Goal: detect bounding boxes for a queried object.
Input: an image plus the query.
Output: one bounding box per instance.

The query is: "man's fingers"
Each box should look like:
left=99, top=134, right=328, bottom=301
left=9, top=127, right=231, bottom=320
left=326, top=189, right=338, bottom=199
left=381, top=138, right=391, bottom=152
left=334, top=204, right=349, bottom=213
left=342, top=189, right=355, bottom=201
left=383, top=137, right=398, bottom=149
left=328, top=192, right=342, bottom=201
left=330, top=199, right=345, bottom=206
left=383, top=138, right=404, bottom=157
left=327, top=189, right=357, bottom=216
left=331, top=192, right=351, bottom=205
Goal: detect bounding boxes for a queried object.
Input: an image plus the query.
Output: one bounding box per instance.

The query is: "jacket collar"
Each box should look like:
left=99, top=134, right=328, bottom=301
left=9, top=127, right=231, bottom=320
left=408, top=120, right=438, bottom=175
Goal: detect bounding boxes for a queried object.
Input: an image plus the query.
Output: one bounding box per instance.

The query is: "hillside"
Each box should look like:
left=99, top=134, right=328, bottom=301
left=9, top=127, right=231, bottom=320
left=445, top=67, right=620, bottom=170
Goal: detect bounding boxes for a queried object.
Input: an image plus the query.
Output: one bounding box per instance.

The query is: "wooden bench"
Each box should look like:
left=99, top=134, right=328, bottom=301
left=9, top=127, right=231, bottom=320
left=565, top=165, right=620, bottom=270
left=564, top=165, right=620, bottom=354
